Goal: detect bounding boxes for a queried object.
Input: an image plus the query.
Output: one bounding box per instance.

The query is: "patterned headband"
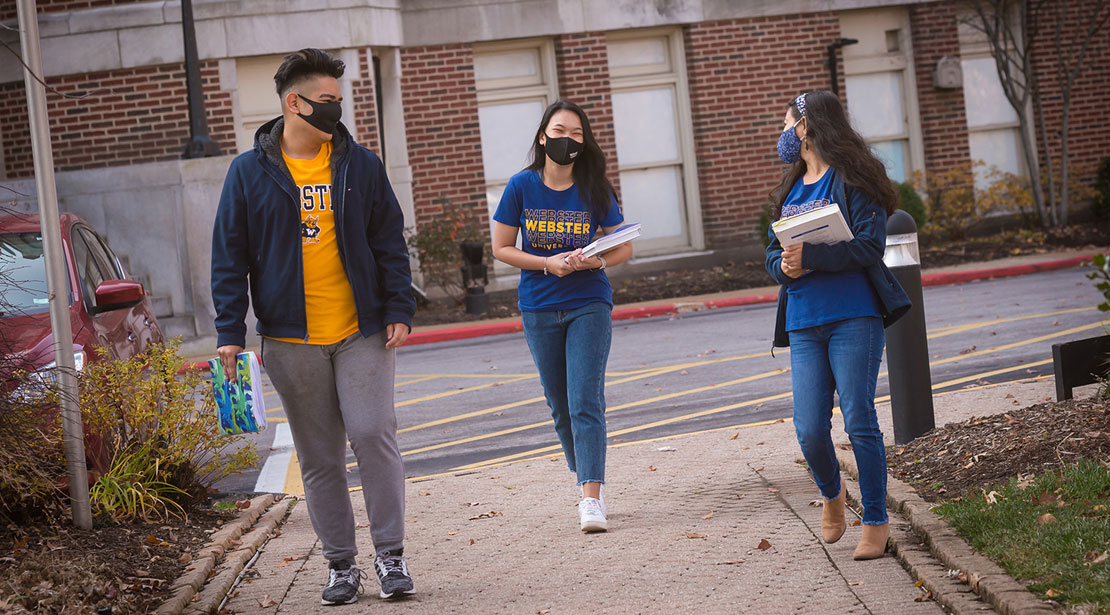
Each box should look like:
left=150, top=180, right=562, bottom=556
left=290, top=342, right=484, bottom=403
left=794, top=93, right=807, bottom=117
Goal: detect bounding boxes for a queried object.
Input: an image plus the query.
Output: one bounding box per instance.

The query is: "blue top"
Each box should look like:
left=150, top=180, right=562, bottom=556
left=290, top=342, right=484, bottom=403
left=776, top=169, right=881, bottom=331
left=493, top=170, right=624, bottom=312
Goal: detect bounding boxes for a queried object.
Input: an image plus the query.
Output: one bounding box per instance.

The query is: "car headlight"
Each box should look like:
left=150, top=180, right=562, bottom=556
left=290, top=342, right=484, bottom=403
left=11, top=351, right=86, bottom=399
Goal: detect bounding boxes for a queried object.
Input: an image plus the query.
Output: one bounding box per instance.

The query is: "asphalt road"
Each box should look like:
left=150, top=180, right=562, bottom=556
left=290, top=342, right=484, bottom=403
left=215, top=266, right=1107, bottom=496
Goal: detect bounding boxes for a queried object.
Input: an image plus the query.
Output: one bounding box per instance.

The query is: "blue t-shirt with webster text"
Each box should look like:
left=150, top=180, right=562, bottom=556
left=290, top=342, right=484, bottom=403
left=493, top=170, right=624, bottom=312
left=780, top=169, right=881, bottom=331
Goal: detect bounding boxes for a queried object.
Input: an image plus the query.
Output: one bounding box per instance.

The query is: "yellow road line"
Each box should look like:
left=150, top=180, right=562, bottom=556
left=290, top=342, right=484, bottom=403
left=928, top=321, right=1105, bottom=366
left=397, top=375, right=537, bottom=407
left=397, top=373, right=535, bottom=378
left=451, top=358, right=1056, bottom=473
left=386, top=367, right=788, bottom=460
left=284, top=449, right=303, bottom=495
left=925, top=307, right=1094, bottom=339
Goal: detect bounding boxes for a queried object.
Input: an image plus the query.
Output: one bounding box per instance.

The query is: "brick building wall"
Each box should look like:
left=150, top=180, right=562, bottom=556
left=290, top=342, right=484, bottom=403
left=399, top=44, right=488, bottom=235
left=0, top=61, right=235, bottom=179
left=909, top=1, right=971, bottom=177
left=553, top=32, right=621, bottom=198
left=1028, top=0, right=1110, bottom=200
left=684, top=14, right=842, bottom=248
left=350, top=48, right=381, bottom=155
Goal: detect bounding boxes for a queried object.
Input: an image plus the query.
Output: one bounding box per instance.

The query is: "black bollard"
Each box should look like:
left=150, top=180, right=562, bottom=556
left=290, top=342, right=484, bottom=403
left=883, top=210, right=935, bottom=444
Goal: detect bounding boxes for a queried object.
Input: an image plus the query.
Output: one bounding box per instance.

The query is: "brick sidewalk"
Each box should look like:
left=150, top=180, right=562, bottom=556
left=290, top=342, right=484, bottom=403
left=220, top=376, right=1065, bottom=613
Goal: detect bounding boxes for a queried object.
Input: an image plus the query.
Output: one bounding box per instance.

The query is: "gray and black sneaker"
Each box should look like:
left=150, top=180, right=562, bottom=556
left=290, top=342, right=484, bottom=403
left=374, top=549, right=415, bottom=599
left=321, top=558, right=364, bottom=606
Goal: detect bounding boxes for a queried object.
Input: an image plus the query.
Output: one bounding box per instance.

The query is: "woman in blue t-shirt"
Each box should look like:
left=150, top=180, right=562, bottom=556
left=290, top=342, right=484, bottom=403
left=765, top=90, right=911, bottom=560
left=492, top=100, right=631, bottom=533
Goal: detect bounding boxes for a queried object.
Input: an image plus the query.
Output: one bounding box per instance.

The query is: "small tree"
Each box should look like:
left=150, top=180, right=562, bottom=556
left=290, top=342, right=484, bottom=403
left=961, top=0, right=1110, bottom=227
left=405, top=196, right=484, bottom=305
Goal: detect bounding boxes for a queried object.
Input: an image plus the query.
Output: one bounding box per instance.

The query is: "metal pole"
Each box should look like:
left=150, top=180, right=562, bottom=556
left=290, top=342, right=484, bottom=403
left=181, top=0, right=221, bottom=158
left=883, top=209, right=935, bottom=445
left=16, top=0, right=92, bottom=529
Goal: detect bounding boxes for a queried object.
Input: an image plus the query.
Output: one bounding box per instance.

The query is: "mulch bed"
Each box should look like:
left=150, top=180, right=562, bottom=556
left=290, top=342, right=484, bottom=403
left=887, top=396, right=1110, bottom=503
left=0, top=507, right=235, bottom=615
left=414, top=225, right=1110, bottom=326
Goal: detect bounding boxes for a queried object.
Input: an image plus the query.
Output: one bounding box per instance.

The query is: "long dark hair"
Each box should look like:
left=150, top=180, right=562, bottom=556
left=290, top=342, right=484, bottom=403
left=770, top=90, right=898, bottom=220
left=526, top=100, right=617, bottom=220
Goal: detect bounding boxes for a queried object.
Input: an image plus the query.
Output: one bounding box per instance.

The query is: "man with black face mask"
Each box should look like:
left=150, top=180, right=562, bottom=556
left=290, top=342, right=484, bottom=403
left=211, top=48, right=416, bottom=606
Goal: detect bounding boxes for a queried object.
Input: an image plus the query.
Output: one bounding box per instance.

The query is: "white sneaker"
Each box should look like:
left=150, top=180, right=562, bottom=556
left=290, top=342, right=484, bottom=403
left=578, top=497, right=607, bottom=532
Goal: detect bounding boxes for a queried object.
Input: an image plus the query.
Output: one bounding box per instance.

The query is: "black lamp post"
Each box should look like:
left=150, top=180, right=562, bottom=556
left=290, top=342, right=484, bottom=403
left=826, top=38, right=858, bottom=97
left=181, top=0, right=221, bottom=158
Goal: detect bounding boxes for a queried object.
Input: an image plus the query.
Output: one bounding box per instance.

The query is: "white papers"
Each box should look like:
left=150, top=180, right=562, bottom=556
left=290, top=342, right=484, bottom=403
left=581, top=223, right=641, bottom=258
left=771, top=204, right=853, bottom=247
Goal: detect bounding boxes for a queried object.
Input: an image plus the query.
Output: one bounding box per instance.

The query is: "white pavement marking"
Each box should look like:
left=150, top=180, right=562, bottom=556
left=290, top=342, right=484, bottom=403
left=254, top=423, right=293, bottom=493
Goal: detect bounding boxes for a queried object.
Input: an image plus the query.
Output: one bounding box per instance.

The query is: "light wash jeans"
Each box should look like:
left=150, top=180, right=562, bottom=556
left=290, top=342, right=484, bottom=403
left=789, top=316, right=888, bottom=525
left=522, top=302, right=612, bottom=485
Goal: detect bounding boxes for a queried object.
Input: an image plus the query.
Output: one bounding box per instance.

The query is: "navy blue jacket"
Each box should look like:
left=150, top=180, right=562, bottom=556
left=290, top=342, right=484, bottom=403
left=211, top=118, right=415, bottom=348
left=765, top=171, right=911, bottom=348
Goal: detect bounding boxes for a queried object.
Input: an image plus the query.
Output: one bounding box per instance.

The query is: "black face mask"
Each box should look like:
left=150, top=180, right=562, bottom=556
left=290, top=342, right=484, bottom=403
left=543, top=135, right=584, bottom=166
left=296, top=94, right=342, bottom=136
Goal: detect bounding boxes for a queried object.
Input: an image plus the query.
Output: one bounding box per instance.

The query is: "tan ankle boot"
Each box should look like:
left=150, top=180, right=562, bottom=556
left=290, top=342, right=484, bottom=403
left=821, top=479, right=847, bottom=543
left=853, top=523, right=890, bottom=560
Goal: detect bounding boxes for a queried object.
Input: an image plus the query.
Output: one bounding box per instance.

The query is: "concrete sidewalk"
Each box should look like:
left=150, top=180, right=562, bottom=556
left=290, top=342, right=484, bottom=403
left=219, top=376, right=1070, bottom=614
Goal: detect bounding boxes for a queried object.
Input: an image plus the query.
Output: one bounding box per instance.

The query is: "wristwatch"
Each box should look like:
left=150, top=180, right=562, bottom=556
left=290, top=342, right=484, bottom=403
left=595, top=255, right=606, bottom=271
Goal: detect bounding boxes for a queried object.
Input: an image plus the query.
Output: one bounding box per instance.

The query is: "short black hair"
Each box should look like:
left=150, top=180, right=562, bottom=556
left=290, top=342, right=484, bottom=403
left=273, top=48, right=345, bottom=96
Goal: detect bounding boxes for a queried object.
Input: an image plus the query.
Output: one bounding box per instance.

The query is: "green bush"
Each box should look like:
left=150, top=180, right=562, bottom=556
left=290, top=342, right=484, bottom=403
left=79, top=340, right=258, bottom=518
left=405, top=195, right=484, bottom=304
left=895, top=181, right=927, bottom=230
left=1093, top=156, right=1110, bottom=220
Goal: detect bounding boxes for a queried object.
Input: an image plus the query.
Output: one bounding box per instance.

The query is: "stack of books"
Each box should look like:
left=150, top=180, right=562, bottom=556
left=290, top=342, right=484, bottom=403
left=771, top=204, right=853, bottom=247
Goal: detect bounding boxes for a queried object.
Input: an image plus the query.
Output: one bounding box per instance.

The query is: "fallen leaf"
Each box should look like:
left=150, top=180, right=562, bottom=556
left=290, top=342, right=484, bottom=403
left=1083, top=551, right=1109, bottom=565
left=757, top=539, right=772, bottom=551
left=848, top=581, right=863, bottom=586
left=447, top=531, right=458, bottom=536
left=657, top=446, right=677, bottom=452
left=894, top=447, right=906, bottom=456
left=538, top=610, right=550, bottom=615
left=1045, top=588, right=1063, bottom=598
left=984, top=490, right=1002, bottom=505
left=680, top=370, right=689, bottom=375
left=685, top=532, right=706, bottom=539
left=418, top=491, right=432, bottom=496
left=469, top=538, right=475, bottom=545
left=468, top=511, right=504, bottom=520
left=715, top=559, right=745, bottom=565
left=959, top=345, right=977, bottom=355
left=850, top=520, right=862, bottom=526
left=177, top=552, right=192, bottom=564
left=356, top=522, right=370, bottom=529
left=1033, top=491, right=1060, bottom=506
left=914, top=591, right=933, bottom=602
left=754, top=466, right=765, bottom=471
left=809, top=499, right=824, bottom=507
left=258, top=594, right=278, bottom=608
left=144, top=534, right=160, bottom=546
left=1037, top=513, right=1058, bottom=525
left=703, top=510, right=715, bottom=520
left=767, top=487, right=780, bottom=494
left=728, top=432, right=739, bottom=440
left=236, top=499, right=252, bottom=510
left=649, top=465, right=657, bottom=472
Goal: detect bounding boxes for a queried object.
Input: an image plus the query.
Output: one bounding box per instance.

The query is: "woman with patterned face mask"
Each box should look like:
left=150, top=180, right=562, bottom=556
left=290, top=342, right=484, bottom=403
left=764, top=91, right=911, bottom=560
left=491, top=100, right=633, bottom=533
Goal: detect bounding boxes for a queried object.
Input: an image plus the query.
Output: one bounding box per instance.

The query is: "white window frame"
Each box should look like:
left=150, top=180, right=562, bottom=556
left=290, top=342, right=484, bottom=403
left=606, top=27, right=703, bottom=254
left=473, top=39, right=559, bottom=278
left=957, top=13, right=1031, bottom=184
left=840, top=7, right=925, bottom=183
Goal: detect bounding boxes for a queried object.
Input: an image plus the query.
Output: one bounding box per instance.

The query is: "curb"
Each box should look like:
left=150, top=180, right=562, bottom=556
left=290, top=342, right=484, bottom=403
left=835, top=448, right=1056, bottom=615
left=402, top=253, right=1097, bottom=347
left=155, top=495, right=295, bottom=615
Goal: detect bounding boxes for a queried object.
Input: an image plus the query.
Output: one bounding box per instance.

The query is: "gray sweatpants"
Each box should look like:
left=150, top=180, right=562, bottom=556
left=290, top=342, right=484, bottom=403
left=262, top=330, right=405, bottom=561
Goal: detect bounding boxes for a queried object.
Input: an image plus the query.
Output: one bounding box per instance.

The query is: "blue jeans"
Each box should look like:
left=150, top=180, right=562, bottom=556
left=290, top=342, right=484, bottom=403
left=522, top=302, right=612, bottom=485
left=789, top=316, right=888, bottom=525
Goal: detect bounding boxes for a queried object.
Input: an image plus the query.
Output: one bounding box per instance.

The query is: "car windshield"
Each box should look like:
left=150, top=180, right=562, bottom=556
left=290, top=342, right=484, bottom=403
left=0, top=232, right=51, bottom=316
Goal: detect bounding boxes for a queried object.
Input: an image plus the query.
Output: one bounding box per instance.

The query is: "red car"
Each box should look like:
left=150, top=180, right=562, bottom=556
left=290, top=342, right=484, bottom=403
left=0, top=212, right=164, bottom=381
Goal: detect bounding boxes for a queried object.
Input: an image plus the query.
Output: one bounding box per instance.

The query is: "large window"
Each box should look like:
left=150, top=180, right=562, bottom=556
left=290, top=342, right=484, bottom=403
left=958, top=19, right=1027, bottom=189
left=473, top=40, right=558, bottom=267
left=840, top=8, right=924, bottom=184
left=606, top=30, right=701, bottom=254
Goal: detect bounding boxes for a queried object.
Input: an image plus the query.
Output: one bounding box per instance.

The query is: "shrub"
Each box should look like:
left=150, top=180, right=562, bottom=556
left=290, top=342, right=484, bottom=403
left=78, top=340, right=258, bottom=517
left=909, top=161, right=986, bottom=241
left=405, top=196, right=485, bottom=304
left=894, top=181, right=927, bottom=230
left=756, top=205, right=772, bottom=248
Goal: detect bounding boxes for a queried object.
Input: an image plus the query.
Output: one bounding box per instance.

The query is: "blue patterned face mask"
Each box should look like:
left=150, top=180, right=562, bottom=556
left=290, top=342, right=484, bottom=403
left=777, top=117, right=805, bottom=164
